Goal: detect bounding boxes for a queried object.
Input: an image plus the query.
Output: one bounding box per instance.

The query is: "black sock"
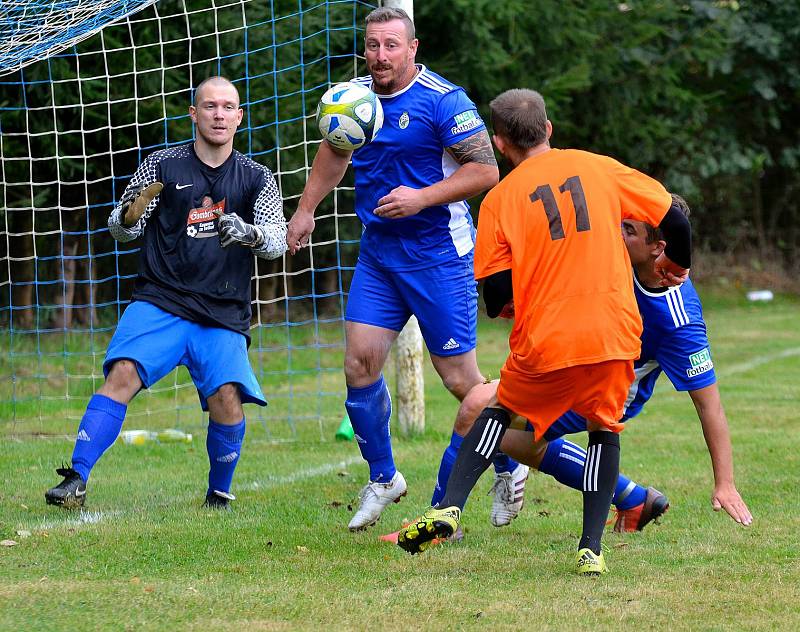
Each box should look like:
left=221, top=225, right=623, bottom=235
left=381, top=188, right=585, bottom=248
left=579, top=431, right=620, bottom=555
left=438, top=407, right=511, bottom=510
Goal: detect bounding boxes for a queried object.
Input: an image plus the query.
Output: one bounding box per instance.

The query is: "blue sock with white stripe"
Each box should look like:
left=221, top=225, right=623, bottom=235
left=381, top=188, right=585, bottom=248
left=206, top=418, right=245, bottom=495
left=345, top=375, right=395, bottom=483
left=539, top=437, right=647, bottom=510
left=71, top=394, right=127, bottom=482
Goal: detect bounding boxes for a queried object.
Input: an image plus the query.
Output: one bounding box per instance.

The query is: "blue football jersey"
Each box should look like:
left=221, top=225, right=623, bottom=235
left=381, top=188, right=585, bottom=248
left=351, top=65, right=487, bottom=270
left=622, top=275, right=717, bottom=419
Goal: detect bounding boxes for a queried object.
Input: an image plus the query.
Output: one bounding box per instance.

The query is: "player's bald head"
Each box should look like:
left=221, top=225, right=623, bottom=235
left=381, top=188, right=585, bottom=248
left=194, top=76, right=239, bottom=107
left=490, top=89, right=549, bottom=149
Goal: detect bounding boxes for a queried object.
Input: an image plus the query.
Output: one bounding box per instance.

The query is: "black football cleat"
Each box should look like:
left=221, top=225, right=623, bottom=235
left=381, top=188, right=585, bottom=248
left=203, top=490, right=235, bottom=511
left=45, top=467, right=87, bottom=508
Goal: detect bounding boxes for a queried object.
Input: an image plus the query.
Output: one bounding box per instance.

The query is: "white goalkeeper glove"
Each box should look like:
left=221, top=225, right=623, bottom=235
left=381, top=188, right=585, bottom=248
left=216, top=211, right=265, bottom=249
left=119, top=182, right=163, bottom=227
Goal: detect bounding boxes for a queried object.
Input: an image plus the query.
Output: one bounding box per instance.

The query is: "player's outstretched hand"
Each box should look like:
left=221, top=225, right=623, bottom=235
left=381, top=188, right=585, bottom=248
left=286, top=211, right=315, bottom=254
left=216, top=211, right=264, bottom=248
left=120, top=182, right=163, bottom=227
left=373, top=185, right=427, bottom=219
left=712, top=483, right=753, bottom=526
left=654, top=252, right=689, bottom=287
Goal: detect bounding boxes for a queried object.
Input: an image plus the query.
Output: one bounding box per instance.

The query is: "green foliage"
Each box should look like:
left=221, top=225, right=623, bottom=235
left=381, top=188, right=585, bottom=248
left=416, top=0, right=800, bottom=265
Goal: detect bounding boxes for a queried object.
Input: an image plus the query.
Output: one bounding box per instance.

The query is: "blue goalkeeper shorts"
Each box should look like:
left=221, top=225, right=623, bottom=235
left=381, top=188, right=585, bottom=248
left=345, top=254, right=478, bottom=356
left=104, top=300, right=266, bottom=411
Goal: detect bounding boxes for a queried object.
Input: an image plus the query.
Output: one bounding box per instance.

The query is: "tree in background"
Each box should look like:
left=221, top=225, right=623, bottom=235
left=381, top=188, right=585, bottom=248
left=415, top=0, right=799, bottom=273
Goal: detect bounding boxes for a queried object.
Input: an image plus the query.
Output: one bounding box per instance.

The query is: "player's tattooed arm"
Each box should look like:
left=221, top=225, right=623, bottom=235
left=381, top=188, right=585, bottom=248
left=447, top=130, right=498, bottom=168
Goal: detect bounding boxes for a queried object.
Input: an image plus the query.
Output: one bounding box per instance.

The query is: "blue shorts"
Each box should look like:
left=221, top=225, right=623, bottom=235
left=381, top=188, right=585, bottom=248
left=542, top=410, right=631, bottom=441
left=345, top=254, right=478, bottom=357
left=104, top=301, right=266, bottom=411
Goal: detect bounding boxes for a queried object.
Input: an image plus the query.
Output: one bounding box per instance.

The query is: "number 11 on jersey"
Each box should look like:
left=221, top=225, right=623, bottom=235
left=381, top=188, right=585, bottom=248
left=530, top=175, right=591, bottom=241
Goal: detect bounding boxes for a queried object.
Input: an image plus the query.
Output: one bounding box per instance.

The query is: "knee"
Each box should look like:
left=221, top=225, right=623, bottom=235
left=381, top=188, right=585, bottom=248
left=343, top=351, right=381, bottom=386
left=453, top=393, right=487, bottom=435
left=452, top=381, right=498, bottom=434
left=208, top=384, right=243, bottom=422
left=102, top=360, right=141, bottom=402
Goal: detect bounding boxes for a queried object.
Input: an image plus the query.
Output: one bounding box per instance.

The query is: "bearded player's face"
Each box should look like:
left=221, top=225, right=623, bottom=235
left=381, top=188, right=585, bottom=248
left=365, top=19, right=418, bottom=95
left=191, top=82, right=243, bottom=147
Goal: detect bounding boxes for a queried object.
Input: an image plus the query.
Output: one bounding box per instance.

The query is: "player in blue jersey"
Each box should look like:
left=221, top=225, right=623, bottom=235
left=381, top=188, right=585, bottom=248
left=285, top=7, right=525, bottom=531
left=432, top=195, right=752, bottom=532
left=45, top=76, right=287, bottom=510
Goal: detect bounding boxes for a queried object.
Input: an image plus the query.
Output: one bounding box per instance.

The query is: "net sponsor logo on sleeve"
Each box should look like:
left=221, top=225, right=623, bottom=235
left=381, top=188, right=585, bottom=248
left=686, top=348, right=714, bottom=377
left=451, top=110, right=482, bottom=136
left=186, top=196, right=225, bottom=238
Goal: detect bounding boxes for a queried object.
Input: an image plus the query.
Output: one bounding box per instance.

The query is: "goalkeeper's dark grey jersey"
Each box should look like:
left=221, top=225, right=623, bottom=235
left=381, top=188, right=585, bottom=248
left=108, top=143, right=286, bottom=339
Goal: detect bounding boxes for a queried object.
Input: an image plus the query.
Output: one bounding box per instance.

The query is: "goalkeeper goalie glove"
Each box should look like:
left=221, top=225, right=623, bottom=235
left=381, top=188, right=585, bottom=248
left=216, top=211, right=265, bottom=249
left=120, top=182, right=163, bottom=227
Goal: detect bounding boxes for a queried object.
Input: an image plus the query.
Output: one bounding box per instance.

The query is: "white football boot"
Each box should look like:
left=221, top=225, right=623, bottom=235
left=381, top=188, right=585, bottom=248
left=348, top=471, right=407, bottom=531
left=489, top=463, right=530, bottom=527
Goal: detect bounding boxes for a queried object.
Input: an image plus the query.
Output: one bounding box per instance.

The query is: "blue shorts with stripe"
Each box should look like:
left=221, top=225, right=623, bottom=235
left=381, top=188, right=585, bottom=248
left=345, top=253, right=478, bottom=357
left=104, top=300, right=266, bottom=411
left=541, top=410, right=631, bottom=441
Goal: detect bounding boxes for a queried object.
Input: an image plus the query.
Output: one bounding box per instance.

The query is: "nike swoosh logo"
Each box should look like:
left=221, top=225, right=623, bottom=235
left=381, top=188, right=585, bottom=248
left=176, top=183, right=193, bottom=190
left=75, top=489, right=86, bottom=497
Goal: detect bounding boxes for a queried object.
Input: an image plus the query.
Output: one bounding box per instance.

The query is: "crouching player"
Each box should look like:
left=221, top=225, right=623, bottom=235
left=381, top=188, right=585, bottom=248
left=45, top=77, right=286, bottom=510
left=432, top=196, right=752, bottom=540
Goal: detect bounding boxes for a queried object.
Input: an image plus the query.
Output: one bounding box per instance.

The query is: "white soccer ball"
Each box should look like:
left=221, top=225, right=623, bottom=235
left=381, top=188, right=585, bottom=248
left=316, top=82, right=383, bottom=151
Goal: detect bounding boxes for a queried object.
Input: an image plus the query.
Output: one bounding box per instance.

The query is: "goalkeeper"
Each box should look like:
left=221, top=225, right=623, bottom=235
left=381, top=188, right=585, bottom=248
left=45, top=76, right=286, bottom=510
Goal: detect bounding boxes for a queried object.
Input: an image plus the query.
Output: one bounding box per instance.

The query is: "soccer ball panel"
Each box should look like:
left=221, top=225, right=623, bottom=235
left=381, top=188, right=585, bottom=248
left=316, top=82, right=383, bottom=151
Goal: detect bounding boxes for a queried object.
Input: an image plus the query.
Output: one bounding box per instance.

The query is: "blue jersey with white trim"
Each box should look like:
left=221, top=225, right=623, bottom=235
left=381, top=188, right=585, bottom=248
left=622, top=275, right=717, bottom=420
left=350, top=65, right=486, bottom=271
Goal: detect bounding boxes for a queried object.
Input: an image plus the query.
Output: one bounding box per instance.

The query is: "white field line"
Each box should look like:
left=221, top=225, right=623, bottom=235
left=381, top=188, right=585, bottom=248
left=26, top=509, right=123, bottom=532
left=240, top=456, right=361, bottom=491
left=718, top=346, right=800, bottom=377
left=22, top=456, right=362, bottom=532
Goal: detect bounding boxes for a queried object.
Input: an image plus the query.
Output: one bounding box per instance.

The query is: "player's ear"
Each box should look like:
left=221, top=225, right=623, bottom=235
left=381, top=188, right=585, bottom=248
left=652, top=239, right=666, bottom=257
left=189, top=105, right=197, bottom=123
left=491, top=133, right=506, bottom=155
left=545, top=120, right=553, bottom=141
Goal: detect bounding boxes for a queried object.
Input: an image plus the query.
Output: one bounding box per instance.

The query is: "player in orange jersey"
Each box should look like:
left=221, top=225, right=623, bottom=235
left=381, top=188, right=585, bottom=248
left=397, top=88, right=692, bottom=575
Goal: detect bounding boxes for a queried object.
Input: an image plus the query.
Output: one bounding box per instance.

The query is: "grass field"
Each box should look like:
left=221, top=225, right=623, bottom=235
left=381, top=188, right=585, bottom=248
left=1, top=285, right=799, bottom=630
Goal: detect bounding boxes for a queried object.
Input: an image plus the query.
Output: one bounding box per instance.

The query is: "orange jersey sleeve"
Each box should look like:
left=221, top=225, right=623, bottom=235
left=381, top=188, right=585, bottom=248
left=479, top=148, right=668, bottom=374
left=601, top=155, right=671, bottom=226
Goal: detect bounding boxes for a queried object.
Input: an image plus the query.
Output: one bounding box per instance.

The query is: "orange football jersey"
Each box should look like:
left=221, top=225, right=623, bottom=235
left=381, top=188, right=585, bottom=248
left=474, top=148, right=671, bottom=374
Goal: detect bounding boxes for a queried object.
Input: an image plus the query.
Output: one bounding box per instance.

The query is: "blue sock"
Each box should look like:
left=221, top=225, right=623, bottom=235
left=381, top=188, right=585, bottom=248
left=71, top=394, right=127, bottom=482
left=492, top=452, right=519, bottom=475
left=613, top=473, right=648, bottom=510
left=538, top=437, right=585, bottom=491
left=206, top=418, right=245, bottom=495
left=345, top=375, right=395, bottom=482
left=431, top=431, right=463, bottom=507
left=539, top=437, right=647, bottom=509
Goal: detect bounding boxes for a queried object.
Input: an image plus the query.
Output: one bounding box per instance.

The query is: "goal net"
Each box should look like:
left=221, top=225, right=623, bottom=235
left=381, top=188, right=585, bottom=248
left=0, top=0, right=380, bottom=440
